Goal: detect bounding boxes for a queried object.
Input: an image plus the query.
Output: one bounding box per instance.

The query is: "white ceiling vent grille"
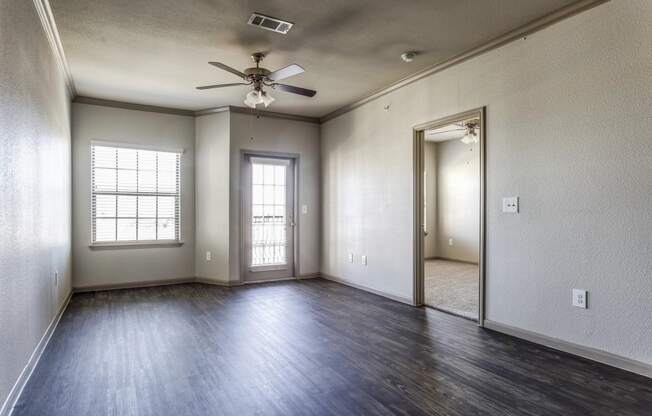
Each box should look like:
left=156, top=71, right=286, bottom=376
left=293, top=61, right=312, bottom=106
left=247, top=13, right=294, bottom=34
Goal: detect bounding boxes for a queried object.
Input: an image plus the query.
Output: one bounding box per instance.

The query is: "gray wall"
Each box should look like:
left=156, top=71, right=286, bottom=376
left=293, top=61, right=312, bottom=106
left=434, top=139, right=480, bottom=263
left=0, top=0, right=72, bottom=410
left=194, top=112, right=231, bottom=282
left=71, top=103, right=195, bottom=289
left=192, top=111, right=320, bottom=283
left=321, top=0, right=652, bottom=365
left=229, top=113, right=321, bottom=280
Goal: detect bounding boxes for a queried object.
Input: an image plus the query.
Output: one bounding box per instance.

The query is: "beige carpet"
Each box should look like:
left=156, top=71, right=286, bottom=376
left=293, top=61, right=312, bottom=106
left=425, top=259, right=478, bottom=320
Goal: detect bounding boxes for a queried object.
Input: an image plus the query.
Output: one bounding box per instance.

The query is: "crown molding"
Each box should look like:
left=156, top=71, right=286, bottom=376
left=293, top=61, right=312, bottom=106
left=60, top=0, right=608, bottom=123
left=32, top=0, right=76, bottom=97
left=226, top=105, right=321, bottom=124
left=74, top=96, right=320, bottom=124
left=74, top=96, right=195, bottom=116
left=194, top=106, right=230, bottom=117
left=319, top=0, right=609, bottom=124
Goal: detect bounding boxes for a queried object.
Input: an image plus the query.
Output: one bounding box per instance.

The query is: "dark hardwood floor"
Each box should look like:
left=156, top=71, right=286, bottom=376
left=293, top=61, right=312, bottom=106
left=14, top=279, right=652, bottom=415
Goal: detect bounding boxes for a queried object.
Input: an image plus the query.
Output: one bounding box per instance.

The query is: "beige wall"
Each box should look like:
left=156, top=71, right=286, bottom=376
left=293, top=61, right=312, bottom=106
left=71, top=103, right=195, bottom=288
left=194, top=112, right=230, bottom=282
left=0, top=0, right=72, bottom=411
left=434, top=139, right=480, bottom=263
left=321, top=0, right=652, bottom=365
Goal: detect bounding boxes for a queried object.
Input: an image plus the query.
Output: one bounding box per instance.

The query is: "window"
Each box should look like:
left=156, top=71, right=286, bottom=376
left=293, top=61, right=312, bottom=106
left=91, top=143, right=181, bottom=244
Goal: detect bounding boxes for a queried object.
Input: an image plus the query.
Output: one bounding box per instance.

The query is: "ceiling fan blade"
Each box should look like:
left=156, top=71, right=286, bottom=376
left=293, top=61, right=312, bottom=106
left=273, top=83, right=316, bottom=97
left=196, top=83, right=249, bottom=90
left=208, top=62, right=246, bottom=79
left=267, top=64, right=305, bottom=81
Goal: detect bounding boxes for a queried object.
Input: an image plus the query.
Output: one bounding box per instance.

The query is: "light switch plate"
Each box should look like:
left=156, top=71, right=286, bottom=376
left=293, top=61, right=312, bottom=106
left=503, top=196, right=519, bottom=213
left=361, top=255, right=367, bottom=266
left=572, top=289, right=587, bottom=308
left=302, top=204, right=308, bottom=214
left=206, top=251, right=212, bottom=261
left=348, top=253, right=354, bottom=263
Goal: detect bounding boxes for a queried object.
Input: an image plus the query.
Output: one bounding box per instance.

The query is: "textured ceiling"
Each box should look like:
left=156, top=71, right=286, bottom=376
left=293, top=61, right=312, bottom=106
left=51, top=0, right=578, bottom=117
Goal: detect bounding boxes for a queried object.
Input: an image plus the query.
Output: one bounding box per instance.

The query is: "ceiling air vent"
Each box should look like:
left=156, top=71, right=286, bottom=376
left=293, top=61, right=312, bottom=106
left=247, top=13, right=294, bottom=34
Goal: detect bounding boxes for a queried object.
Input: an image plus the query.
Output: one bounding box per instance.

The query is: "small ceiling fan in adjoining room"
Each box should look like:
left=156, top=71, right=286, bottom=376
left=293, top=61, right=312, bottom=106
left=424, top=119, right=479, bottom=144
left=196, top=52, right=317, bottom=109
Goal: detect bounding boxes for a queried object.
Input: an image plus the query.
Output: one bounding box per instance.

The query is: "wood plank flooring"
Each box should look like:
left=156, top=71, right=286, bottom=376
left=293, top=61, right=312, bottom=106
left=13, top=279, right=652, bottom=415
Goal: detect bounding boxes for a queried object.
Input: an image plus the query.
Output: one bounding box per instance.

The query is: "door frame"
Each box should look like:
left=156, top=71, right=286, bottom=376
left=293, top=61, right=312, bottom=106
left=412, top=107, right=487, bottom=326
left=240, top=150, right=301, bottom=283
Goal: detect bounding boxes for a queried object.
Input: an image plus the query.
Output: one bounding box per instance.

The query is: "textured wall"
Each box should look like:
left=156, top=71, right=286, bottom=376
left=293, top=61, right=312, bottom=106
left=229, top=113, right=321, bottom=280
left=71, top=103, right=195, bottom=288
left=321, top=0, right=652, bottom=364
left=435, top=139, right=480, bottom=263
left=0, top=0, right=72, bottom=409
left=194, top=112, right=231, bottom=281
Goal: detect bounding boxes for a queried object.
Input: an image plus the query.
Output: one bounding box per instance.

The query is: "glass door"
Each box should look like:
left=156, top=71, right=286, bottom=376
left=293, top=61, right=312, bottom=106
left=243, top=155, right=295, bottom=282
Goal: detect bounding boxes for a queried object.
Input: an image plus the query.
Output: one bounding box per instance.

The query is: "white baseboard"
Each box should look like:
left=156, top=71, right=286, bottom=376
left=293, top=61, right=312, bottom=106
left=198, top=274, right=319, bottom=285
left=74, top=274, right=321, bottom=292
left=73, top=277, right=195, bottom=293
left=484, top=320, right=652, bottom=379
left=427, top=256, right=479, bottom=265
left=320, top=273, right=415, bottom=306
left=194, top=277, right=241, bottom=286
left=297, top=273, right=320, bottom=280
left=0, top=290, right=72, bottom=416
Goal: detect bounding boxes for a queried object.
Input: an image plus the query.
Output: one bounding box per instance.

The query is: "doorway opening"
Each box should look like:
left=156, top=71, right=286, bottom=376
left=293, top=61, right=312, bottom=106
left=242, top=154, right=296, bottom=283
left=413, top=108, right=486, bottom=324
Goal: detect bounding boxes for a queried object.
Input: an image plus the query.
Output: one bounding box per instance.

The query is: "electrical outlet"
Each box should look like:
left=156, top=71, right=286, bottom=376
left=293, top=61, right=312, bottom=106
left=206, top=251, right=212, bottom=261
left=448, top=238, right=454, bottom=246
left=348, top=253, right=354, bottom=263
left=361, top=255, right=367, bottom=266
left=572, top=289, right=587, bottom=308
left=503, top=196, right=519, bottom=213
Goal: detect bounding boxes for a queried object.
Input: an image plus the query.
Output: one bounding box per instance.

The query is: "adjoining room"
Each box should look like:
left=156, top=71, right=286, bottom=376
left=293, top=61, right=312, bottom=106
left=422, top=116, right=481, bottom=320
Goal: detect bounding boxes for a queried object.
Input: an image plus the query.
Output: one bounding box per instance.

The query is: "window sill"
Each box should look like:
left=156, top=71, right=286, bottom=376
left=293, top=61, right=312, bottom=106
left=89, top=241, right=184, bottom=250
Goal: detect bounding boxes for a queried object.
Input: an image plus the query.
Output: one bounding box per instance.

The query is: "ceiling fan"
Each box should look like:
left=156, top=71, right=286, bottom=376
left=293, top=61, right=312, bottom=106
left=426, top=120, right=479, bottom=144
left=196, top=52, right=317, bottom=109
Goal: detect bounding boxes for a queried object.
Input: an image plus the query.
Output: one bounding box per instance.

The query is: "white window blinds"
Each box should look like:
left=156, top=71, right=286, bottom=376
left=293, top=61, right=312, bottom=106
left=91, top=144, right=181, bottom=243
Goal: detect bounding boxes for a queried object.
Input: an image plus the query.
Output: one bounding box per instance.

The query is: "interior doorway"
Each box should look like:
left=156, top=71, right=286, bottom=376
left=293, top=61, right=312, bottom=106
left=242, top=154, right=296, bottom=282
left=413, top=108, right=486, bottom=323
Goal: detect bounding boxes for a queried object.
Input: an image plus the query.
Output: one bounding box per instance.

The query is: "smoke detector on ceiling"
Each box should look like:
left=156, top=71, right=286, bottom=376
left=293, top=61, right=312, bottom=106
left=401, top=51, right=418, bottom=62
left=247, top=13, right=294, bottom=34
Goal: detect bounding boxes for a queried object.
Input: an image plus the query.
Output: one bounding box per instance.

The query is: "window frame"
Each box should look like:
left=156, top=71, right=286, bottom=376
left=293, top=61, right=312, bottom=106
left=89, top=140, right=184, bottom=248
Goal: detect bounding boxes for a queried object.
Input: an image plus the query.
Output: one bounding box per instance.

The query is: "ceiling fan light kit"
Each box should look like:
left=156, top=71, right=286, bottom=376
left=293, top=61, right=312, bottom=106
left=196, top=52, right=316, bottom=109
left=460, top=122, right=479, bottom=144
left=244, top=90, right=275, bottom=108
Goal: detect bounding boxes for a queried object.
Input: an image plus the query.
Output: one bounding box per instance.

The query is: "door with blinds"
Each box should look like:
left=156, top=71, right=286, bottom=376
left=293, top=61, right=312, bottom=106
left=242, top=155, right=295, bottom=282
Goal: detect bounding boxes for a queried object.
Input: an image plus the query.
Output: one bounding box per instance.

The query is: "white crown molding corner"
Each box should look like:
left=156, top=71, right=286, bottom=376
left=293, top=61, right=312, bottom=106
left=32, top=0, right=76, bottom=97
